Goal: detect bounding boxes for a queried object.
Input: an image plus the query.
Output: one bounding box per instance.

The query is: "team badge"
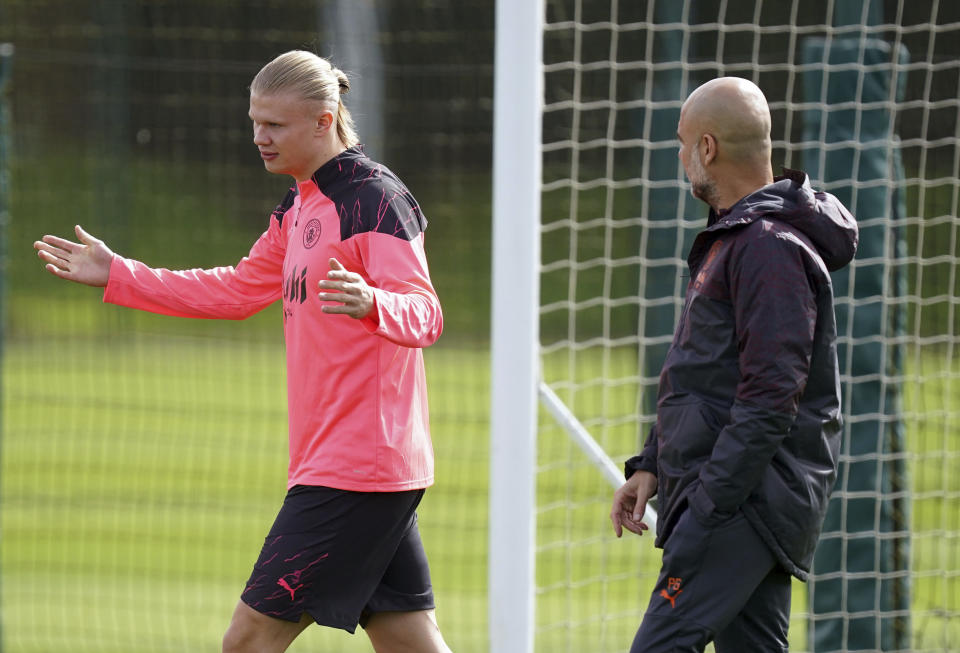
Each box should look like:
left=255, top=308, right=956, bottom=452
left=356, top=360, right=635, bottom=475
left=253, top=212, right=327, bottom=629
left=303, top=219, right=322, bottom=249
left=693, top=239, right=723, bottom=291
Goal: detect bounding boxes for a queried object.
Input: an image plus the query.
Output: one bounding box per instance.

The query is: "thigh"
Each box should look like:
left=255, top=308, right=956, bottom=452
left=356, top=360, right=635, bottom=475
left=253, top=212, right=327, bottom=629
left=713, top=565, right=791, bottom=653
left=241, top=486, right=425, bottom=633
left=361, top=512, right=436, bottom=623
left=364, top=609, right=449, bottom=653
left=222, top=600, right=313, bottom=653
left=630, top=509, right=782, bottom=653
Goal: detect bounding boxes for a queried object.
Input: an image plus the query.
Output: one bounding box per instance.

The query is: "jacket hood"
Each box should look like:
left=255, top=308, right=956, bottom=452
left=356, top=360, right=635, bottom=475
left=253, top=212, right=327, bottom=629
left=709, top=168, right=859, bottom=271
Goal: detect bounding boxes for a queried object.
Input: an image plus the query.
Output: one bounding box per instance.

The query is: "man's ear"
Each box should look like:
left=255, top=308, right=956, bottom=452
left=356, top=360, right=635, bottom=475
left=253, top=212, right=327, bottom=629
left=701, top=133, right=718, bottom=165
left=315, top=109, right=334, bottom=135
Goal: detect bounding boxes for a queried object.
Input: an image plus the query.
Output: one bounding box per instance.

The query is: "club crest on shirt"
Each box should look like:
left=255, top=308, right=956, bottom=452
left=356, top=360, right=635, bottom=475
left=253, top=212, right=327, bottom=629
left=693, top=239, right=723, bottom=292
left=302, top=219, right=322, bottom=249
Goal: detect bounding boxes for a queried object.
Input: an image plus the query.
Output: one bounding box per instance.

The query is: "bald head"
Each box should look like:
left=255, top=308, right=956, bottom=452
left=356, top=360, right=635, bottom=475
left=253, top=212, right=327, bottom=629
left=681, top=77, right=772, bottom=165
left=677, top=77, right=774, bottom=210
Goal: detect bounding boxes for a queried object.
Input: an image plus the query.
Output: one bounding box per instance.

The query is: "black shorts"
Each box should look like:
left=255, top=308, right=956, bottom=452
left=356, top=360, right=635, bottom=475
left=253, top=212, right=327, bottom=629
left=240, top=485, right=435, bottom=633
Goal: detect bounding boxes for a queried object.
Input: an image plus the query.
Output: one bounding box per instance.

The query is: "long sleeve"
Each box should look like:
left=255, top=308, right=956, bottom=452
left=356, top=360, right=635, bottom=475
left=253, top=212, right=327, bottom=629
left=103, top=217, right=286, bottom=320
left=690, top=230, right=817, bottom=523
left=625, top=424, right=659, bottom=480
left=354, top=231, right=443, bottom=348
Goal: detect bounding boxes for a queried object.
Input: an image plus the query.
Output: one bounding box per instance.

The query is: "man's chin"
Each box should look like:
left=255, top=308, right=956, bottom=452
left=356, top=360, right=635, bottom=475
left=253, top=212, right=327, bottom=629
left=692, top=183, right=717, bottom=208
left=262, top=159, right=285, bottom=175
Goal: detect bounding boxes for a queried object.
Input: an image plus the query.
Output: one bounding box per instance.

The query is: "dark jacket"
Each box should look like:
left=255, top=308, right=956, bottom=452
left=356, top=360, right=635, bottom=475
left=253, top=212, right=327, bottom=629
left=625, top=169, right=858, bottom=580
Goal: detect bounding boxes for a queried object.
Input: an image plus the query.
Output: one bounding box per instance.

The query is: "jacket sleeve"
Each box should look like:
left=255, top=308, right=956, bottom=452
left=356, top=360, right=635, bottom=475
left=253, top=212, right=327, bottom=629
left=352, top=231, right=443, bottom=348
left=102, top=216, right=286, bottom=320
left=625, top=424, right=659, bottom=481
left=690, top=230, right=817, bottom=525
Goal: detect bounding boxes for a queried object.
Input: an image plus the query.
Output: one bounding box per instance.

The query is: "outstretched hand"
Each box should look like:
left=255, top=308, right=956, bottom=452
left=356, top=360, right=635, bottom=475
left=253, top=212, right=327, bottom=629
left=34, top=225, right=114, bottom=288
left=318, top=258, right=375, bottom=319
left=610, top=470, right=657, bottom=538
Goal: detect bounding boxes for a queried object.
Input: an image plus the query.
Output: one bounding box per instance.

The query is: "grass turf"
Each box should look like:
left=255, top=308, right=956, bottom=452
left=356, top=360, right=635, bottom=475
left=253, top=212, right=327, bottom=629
left=2, top=329, right=957, bottom=651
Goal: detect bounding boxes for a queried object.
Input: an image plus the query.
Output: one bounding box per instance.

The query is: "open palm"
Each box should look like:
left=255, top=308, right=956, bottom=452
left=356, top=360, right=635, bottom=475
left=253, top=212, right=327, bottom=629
left=34, top=225, right=114, bottom=287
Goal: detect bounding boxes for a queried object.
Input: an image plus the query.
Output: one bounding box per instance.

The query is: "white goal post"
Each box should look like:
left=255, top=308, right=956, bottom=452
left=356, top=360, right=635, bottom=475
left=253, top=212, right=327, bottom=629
left=489, top=0, right=543, bottom=651
left=489, top=1, right=656, bottom=650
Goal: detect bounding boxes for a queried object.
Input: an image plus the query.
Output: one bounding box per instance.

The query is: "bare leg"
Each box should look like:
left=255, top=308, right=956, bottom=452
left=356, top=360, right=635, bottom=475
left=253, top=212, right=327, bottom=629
left=365, top=609, right=452, bottom=653
left=222, top=600, right=313, bottom=653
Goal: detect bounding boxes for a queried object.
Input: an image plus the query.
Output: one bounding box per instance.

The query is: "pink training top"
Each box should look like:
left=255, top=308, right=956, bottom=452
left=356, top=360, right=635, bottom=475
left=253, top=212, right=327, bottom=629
left=103, top=147, right=443, bottom=491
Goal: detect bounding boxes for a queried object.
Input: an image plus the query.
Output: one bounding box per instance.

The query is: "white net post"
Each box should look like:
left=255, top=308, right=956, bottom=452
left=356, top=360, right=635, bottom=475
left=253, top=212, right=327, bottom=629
left=489, top=1, right=544, bottom=652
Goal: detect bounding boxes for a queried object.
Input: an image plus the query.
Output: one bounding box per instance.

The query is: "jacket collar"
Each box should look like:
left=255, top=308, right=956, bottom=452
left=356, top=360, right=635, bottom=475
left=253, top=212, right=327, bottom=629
left=307, top=145, right=367, bottom=191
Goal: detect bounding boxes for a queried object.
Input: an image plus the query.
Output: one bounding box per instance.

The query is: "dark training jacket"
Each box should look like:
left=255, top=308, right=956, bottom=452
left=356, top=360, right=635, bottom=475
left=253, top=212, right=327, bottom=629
left=626, top=169, right=858, bottom=581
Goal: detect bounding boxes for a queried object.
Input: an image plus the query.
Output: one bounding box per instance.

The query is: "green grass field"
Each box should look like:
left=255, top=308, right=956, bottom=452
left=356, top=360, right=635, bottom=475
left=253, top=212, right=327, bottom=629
left=2, top=331, right=489, bottom=652
left=2, top=320, right=958, bottom=652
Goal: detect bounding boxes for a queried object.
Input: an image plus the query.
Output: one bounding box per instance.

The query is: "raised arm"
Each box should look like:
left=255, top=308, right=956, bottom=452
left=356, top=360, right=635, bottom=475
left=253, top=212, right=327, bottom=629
left=36, top=218, right=288, bottom=321
left=34, top=225, right=114, bottom=287
left=101, top=218, right=287, bottom=321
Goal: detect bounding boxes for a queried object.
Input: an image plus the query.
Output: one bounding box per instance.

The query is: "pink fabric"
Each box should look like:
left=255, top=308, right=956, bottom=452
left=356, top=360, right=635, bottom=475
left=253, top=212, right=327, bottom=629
left=104, top=177, right=442, bottom=491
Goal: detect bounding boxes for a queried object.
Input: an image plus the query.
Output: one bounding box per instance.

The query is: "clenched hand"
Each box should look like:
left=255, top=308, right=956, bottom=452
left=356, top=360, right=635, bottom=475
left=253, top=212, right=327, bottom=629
left=317, top=258, right=375, bottom=319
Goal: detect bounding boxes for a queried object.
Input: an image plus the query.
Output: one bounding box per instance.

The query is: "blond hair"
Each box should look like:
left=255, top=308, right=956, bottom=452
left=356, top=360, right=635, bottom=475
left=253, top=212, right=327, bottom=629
left=251, top=50, right=359, bottom=148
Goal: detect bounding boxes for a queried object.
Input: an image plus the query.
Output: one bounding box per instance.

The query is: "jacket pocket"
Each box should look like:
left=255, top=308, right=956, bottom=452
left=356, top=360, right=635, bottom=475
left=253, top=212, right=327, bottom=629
left=663, top=505, right=711, bottom=568
left=657, top=399, right=720, bottom=476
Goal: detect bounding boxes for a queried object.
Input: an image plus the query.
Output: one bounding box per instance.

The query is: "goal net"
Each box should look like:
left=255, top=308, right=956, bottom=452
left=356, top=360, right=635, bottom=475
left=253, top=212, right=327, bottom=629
left=491, top=1, right=960, bottom=651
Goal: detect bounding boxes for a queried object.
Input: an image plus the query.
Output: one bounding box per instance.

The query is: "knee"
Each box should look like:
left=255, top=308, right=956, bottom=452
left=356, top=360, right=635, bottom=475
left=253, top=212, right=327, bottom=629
left=631, top=614, right=712, bottom=653
left=222, top=618, right=261, bottom=653
left=221, top=626, right=250, bottom=653
left=366, top=610, right=450, bottom=653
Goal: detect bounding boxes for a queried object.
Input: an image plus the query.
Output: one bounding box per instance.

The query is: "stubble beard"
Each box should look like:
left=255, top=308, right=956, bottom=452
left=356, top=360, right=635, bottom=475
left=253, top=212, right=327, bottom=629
left=689, top=148, right=719, bottom=210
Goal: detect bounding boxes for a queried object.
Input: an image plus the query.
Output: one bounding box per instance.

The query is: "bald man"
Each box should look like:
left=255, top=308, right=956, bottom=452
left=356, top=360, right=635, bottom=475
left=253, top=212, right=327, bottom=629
left=610, top=78, right=859, bottom=652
